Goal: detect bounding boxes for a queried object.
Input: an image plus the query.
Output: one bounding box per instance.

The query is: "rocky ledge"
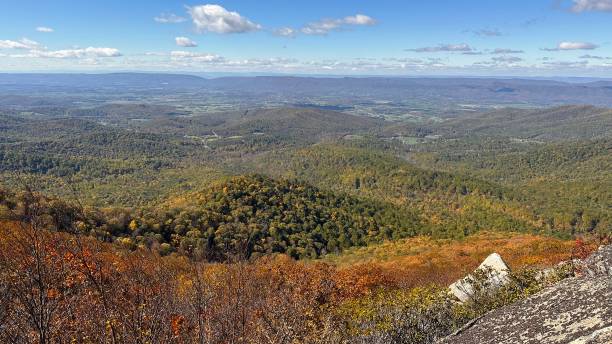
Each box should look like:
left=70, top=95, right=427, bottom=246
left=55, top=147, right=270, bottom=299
left=440, top=245, right=612, bottom=344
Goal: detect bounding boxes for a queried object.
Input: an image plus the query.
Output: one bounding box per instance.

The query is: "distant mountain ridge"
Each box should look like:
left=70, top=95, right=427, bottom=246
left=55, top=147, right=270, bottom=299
left=438, top=105, right=612, bottom=141
left=0, top=73, right=207, bottom=90
left=3, top=73, right=612, bottom=106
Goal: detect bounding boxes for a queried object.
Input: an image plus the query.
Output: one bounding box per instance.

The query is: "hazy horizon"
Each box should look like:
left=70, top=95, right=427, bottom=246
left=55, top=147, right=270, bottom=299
left=2, top=71, right=612, bottom=82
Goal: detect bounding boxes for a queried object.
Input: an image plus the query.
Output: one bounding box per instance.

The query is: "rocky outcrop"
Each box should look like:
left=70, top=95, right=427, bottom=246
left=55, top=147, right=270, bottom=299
left=449, top=252, right=510, bottom=302
left=440, top=245, right=612, bottom=344
left=577, top=244, right=612, bottom=277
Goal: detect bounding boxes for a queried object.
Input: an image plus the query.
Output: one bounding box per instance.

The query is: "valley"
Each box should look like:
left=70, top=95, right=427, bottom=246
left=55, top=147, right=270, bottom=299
left=0, top=73, right=610, bottom=343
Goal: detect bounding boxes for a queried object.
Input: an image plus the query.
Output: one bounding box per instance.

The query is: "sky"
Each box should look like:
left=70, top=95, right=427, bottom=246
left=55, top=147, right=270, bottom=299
left=1, top=0, right=612, bottom=76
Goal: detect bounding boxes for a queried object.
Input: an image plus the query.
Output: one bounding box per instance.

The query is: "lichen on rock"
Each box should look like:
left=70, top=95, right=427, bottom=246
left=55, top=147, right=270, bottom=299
left=440, top=245, right=612, bottom=344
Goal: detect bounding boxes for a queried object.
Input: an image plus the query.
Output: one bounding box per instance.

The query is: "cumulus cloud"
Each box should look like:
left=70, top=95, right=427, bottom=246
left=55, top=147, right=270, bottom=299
left=300, top=21, right=337, bottom=35
left=224, top=57, right=299, bottom=68
left=175, top=36, right=198, bottom=47
left=31, top=47, right=122, bottom=58
left=188, top=4, right=261, bottom=34
left=492, top=48, right=524, bottom=54
left=0, top=38, right=42, bottom=50
left=274, top=27, right=297, bottom=37
left=560, top=41, right=598, bottom=50
left=1, top=36, right=121, bottom=60
left=36, top=27, right=54, bottom=33
left=154, top=13, right=187, bottom=23
left=406, top=43, right=473, bottom=53
left=343, top=14, right=377, bottom=25
left=170, top=50, right=225, bottom=62
left=301, top=14, right=376, bottom=35
left=542, top=41, right=598, bottom=51
left=570, top=0, right=612, bottom=12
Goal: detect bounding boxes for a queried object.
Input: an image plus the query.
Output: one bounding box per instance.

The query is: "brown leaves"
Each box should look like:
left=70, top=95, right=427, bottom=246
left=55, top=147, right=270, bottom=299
left=0, top=219, right=582, bottom=343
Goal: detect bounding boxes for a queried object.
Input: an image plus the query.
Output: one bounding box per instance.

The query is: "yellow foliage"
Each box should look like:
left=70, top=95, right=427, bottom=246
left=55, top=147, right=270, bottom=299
left=128, top=219, right=138, bottom=231
left=323, top=231, right=575, bottom=287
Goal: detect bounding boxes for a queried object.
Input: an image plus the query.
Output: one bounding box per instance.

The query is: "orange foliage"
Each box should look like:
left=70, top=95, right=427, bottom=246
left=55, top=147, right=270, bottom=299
left=326, top=232, right=578, bottom=287
left=0, top=220, right=587, bottom=343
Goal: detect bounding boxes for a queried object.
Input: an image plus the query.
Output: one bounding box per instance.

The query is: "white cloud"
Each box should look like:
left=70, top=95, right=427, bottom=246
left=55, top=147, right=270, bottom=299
left=1, top=37, right=121, bottom=60
left=301, top=14, right=376, bottom=35
left=474, top=56, right=524, bottom=66
left=492, top=48, right=524, bottom=54
left=154, top=13, right=187, bottom=23
left=36, top=27, right=54, bottom=33
left=543, top=60, right=589, bottom=68
left=224, top=57, right=299, bottom=67
left=175, top=36, right=198, bottom=47
left=492, top=56, right=523, bottom=63
left=188, top=4, right=261, bottom=34
left=31, top=47, right=122, bottom=58
left=8, top=50, right=611, bottom=75
left=580, top=54, right=610, bottom=59
left=407, top=43, right=473, bottom=53
left=343, top=14, right=377, bottom=25
left=543, top=41, right=598, bottom=51
left=560, top=41, right=598, bottom=50
left=301, top=20, right=339, bottom=35
left=0, top=38, right=42, bottom=50
left=571, top=0, right=612, bottom=12
left=170, top=50, right=224, bottom=62
left=274, top=27, right=297, bottom=37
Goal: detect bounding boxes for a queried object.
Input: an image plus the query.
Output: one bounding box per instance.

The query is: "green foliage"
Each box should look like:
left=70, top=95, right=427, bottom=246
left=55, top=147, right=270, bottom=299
left=436, top=105, right=612, bottom=141
left=0, top=175, right=424, bottom=261
left=1, top=104, right=609, bottom=241
left=337, top=266, right=568, bottom=343
left=413, top=137, right=612, bottom=234
left=130, top=175, right=423, bottom=260
left=338, top=286, right=458, bottom=344
left=238, top=143, right=539, bottom=237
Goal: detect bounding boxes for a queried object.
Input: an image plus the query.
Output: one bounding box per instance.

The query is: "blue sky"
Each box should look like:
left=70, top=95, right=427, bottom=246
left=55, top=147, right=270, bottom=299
left=1, top=0, right=612, bottom=76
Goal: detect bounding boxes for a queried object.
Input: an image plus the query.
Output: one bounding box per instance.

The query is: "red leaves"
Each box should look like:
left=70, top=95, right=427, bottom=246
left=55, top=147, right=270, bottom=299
left=170, top=314, right=185, bottom=337
left=571, top=238, right=592, bottom=260
left=0, top=220, right=591, bottom=343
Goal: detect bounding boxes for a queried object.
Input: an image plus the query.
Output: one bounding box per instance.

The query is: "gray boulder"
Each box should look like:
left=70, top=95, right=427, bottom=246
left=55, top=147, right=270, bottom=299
left=577, top=245, right=612, bottom=277
left=449, top=252, right=511, bottom=302
left=440, top=245, right=612, bottom=344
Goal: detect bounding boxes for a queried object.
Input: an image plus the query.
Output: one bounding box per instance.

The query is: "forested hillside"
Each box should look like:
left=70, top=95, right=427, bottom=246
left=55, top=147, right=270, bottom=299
left=436, top=105, right=612, bottom=141
left=4, top=0, right=612, bottom=337
left=1, top=73, right=611, bottom=343
left=110, top=175, right=423, bottom=260
left=412, top=138, right=611, bottom=233
left=1, top=102, right=610, bottom=236
left=236, top=143, right=541, bottom=236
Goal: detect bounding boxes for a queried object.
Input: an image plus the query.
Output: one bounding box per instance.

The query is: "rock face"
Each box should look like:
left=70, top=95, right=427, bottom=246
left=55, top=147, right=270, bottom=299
left=578, top=244, right=612, bottom=277
left=441, top=245, right=612, bottom=344
left=449, top=252, right=510, bottom=302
